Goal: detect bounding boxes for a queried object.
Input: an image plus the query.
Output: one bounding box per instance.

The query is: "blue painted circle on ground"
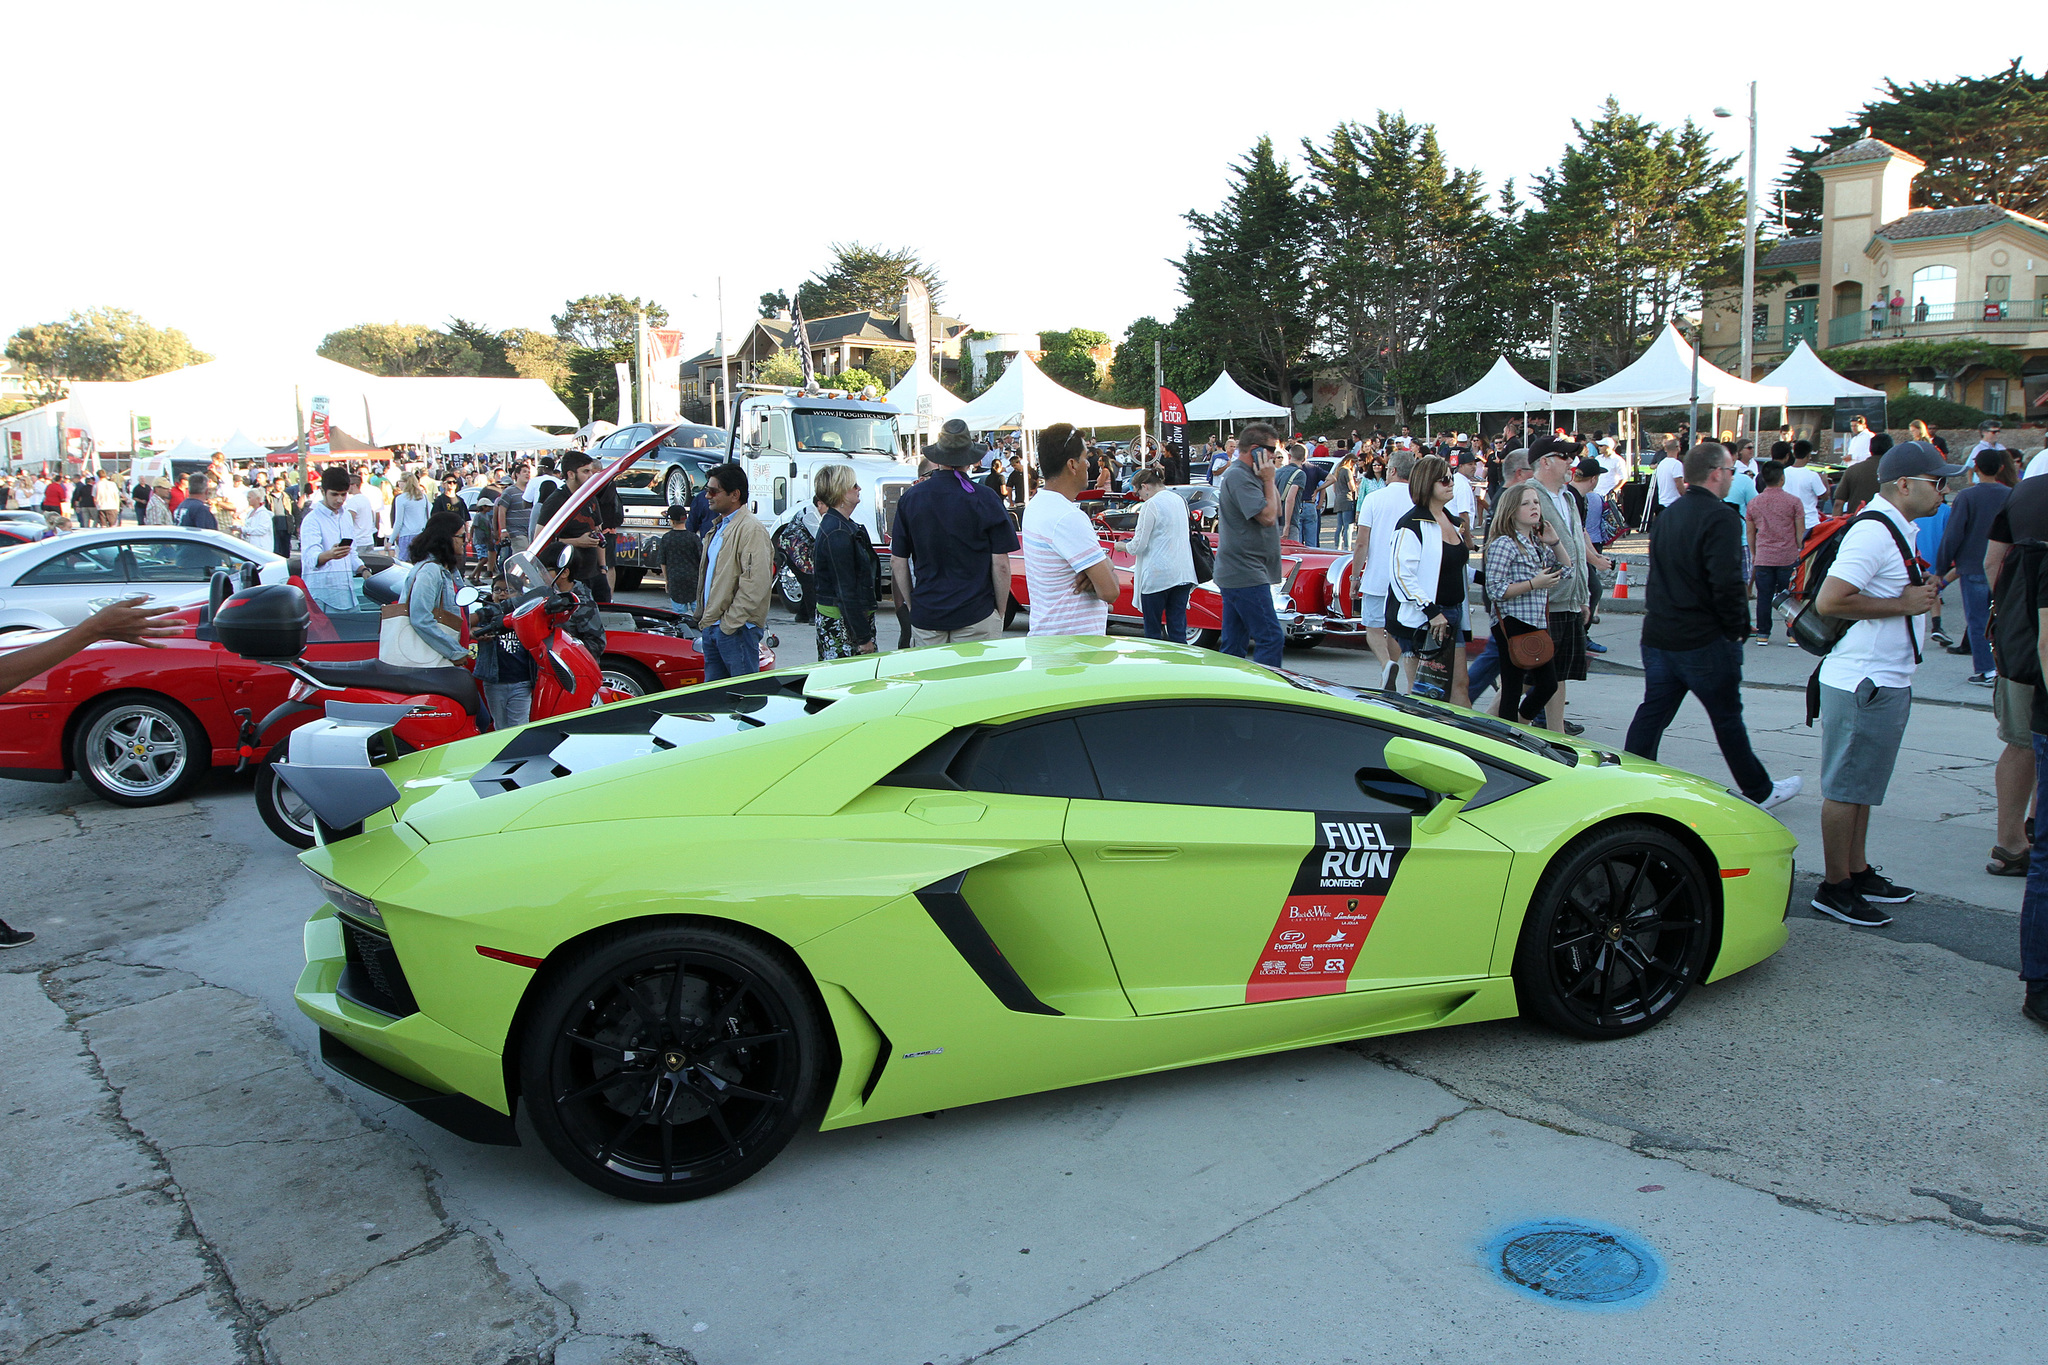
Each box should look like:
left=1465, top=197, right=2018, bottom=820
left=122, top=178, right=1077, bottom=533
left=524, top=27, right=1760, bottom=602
left=1484, top=1220, right=1663, bottom=1308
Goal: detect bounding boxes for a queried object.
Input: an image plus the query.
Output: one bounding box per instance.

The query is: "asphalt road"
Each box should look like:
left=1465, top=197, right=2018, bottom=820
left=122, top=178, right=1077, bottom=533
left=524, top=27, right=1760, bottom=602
left=2, top=597, right=2042, bottom=1364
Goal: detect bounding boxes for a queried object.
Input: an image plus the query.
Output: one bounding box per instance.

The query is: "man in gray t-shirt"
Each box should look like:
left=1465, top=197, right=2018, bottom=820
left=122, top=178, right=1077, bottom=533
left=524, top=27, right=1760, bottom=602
left=1214, top=421, right=1284, bottom=667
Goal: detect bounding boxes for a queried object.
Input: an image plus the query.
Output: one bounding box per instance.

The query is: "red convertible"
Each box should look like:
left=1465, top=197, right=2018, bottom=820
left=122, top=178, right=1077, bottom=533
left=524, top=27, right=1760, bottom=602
left=0, top=584, right=739, bottom=808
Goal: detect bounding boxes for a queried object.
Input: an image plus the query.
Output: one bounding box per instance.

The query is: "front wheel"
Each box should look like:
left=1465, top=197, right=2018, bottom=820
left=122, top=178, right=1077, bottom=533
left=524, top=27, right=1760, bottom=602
left=519, top=924, right=826, bottom=1202
left=663, top=466, right=693, bottom=507
left=71, top=693, right=209, bottom=806
left=775, top=565, right=803, bottom=609
left=1512, top=822, right=1714, bottom=1040
left=255, top=743, right=317, bottom=849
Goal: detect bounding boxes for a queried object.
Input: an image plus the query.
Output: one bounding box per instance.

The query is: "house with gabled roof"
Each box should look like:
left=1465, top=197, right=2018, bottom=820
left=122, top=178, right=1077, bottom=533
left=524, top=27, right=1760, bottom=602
left=681, top=293, right=970, bottom=421
left=1703, top=136, right=2048, bottom=420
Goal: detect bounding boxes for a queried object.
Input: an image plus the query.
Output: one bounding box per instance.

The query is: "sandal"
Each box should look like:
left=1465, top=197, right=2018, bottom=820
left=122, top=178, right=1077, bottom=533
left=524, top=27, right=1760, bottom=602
left=1988, top=846, right=2029, bottom=877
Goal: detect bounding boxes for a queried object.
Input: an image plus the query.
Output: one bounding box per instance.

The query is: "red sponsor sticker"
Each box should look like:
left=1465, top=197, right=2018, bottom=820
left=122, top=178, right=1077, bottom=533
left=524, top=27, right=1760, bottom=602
left=1246, top=814, right=1411, bottom=1002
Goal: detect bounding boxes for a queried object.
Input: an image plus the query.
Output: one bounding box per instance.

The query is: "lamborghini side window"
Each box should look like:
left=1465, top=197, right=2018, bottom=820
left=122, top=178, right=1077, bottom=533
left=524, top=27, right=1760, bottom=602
left=951, top=718, right=1100, bottom=799
left=1075, top=704, right=1425, bottom=814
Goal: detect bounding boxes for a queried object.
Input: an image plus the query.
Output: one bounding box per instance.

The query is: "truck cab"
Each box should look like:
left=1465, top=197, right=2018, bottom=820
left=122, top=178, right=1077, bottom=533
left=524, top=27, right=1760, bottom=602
left=733, top=388, right=915, bottom=555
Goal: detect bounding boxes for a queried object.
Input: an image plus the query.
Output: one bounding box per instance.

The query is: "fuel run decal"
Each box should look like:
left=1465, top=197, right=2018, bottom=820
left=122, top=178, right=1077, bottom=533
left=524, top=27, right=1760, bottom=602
left=1246, top=814, right=1411, bottom=1003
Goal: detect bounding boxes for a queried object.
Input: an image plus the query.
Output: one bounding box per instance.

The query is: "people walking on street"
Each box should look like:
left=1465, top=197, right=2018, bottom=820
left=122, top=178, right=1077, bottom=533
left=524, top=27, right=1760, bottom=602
left=1276, top=444, right=1315, bottom=547
left=1530, top=440, right=1607, bottom=734
left=1130, top=467, right=1197, bottom=641
left=1214, top=421, right=1285, bottom=667
left=1021, top=423, right=1117, bottom=637
left=1483, top=483, right=1563, bottom=725
left=694, top=462, right=773, bottom=681
left=1990, top=477, right=2048, bottom=1026
left=1746, top=460, right=1805, bottom=645
left=1351, top=448, right=1417, bottom=690
left=390, top=472, right=430, bottom=562
left=889, top=418, right=1017, bottom=645
left=1983, top=505, right=2037, bottom=877
left=1783, top=442, right=1829, bottom=531
left=1624, top=443, right=1801, bottom=811
left=811, top=464, right=880, bottom=659
left=1934, top=448, right=2012, bottom=685
left=1810, top=440, right=1965, bottom=926
left=1389, top=455, right=1471, bottom=708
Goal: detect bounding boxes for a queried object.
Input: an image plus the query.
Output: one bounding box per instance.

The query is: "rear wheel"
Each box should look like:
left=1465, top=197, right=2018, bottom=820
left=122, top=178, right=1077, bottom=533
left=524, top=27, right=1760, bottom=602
left=1003, top=600, right=1022, bottom=631
left=600, top=657, right=660, bottom=698
left=1512, top=822, right=1714, bottom=1040
left=520, top=924, right=825, bottom=1202
left=775, top=565, right=804, bottom=609
left=255, top=739, right=317, bottom=849
left=71, top=693, right=208, bottom=806
left=1184, top=623, right=1220, bottom=648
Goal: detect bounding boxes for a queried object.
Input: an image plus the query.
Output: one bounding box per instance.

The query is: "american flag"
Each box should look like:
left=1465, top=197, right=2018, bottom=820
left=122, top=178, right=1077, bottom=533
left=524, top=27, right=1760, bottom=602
left=788, top=294, right=818, bottom=389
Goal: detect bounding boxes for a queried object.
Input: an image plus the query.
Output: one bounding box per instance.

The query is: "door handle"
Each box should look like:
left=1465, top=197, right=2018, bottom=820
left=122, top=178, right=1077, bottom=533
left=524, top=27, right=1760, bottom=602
left=1097, top=845, right=1179, bottom=861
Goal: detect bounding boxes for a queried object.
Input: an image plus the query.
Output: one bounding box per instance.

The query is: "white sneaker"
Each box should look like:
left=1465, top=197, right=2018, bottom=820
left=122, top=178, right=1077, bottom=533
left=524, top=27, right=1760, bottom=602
left=1785, top=636, right=1801, bottom=646
left=1757, top=775, right=1803, bottom=811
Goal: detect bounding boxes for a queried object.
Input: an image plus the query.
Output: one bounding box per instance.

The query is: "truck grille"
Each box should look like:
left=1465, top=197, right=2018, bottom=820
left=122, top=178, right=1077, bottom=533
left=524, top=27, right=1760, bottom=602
left=339, top=917, right=419, bottom=1018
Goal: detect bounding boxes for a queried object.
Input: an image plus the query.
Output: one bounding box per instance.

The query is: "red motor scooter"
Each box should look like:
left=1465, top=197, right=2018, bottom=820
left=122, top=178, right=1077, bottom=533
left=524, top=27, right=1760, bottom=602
left=216, top=567, right=626, bottom=848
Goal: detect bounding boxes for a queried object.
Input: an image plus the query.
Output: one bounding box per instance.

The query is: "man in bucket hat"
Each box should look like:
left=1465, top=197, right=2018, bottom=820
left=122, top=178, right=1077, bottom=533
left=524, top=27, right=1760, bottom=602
left=889, top=418, right=1019, bottom=645
left=1810, top=439, right=1966, bottom=927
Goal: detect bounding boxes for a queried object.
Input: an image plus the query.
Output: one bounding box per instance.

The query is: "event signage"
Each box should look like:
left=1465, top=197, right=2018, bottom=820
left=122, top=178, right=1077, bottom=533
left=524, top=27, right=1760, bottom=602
left=1159, top=386, right=1188, bottom=466
left=135, top=415, right=154, bottom=451
left=308, top=396, right=332, bottom=457
left=1832, top=395, right=1886, bottom=433
left=5, top=431, right=20, bottom=466
left=916, top=394, right=932, bottom=436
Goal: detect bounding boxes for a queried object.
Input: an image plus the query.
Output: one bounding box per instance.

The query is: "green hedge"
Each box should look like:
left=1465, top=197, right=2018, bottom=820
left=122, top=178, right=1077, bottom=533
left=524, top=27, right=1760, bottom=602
left=1885, top=393, right=1997, bottom=431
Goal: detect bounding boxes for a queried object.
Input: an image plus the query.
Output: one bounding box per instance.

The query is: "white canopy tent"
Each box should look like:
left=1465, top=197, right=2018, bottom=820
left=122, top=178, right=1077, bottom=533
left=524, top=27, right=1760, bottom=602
left=885, top=365, right=965, bottom=444
left=442, top=409, right=563, bottom=455
left=157, top=436, right=220, bottom=461
left=1183, top=370, right=1288, bottom=422
left=951, top=353, right=1146, bottom=434
left=218, top=430, right=271, bottom=460
left=1550, top=324, right=1788, bottom=411
left=1760, top=341, right=1885, bottom=407
left=1422, top=356, right=1551, bottom=415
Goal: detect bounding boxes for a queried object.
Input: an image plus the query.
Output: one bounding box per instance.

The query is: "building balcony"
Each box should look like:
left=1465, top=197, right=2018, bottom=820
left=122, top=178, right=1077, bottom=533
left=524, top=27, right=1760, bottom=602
left=1825, top=298, right=2048, bottom=349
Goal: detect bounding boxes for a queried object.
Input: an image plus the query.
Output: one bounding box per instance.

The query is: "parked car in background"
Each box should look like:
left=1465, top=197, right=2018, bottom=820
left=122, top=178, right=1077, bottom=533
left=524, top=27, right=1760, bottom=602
left=592, top=423, right=731, bottom=508
left=0, top=528, right=287, bottom=634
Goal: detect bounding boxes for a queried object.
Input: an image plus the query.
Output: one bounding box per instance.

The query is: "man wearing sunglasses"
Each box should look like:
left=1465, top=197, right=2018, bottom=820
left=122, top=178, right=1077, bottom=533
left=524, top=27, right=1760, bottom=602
left=1809, top=439, right=1965, bottom=927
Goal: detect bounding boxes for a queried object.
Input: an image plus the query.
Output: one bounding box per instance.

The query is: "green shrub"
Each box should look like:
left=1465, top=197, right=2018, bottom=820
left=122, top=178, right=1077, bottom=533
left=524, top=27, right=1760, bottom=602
left=1885, top=393, right=1998, bottom=431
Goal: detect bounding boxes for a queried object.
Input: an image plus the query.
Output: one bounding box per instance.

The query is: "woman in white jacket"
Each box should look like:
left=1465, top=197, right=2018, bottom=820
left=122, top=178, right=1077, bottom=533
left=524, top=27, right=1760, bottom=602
left=1389, top=454, right=1472, bottom=706
left=1129, top=467, right=1198, bottom=642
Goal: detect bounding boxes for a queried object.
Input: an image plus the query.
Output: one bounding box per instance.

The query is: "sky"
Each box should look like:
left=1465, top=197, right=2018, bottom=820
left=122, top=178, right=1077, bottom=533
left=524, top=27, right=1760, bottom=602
left=2, top=0, right=2029, bottom=370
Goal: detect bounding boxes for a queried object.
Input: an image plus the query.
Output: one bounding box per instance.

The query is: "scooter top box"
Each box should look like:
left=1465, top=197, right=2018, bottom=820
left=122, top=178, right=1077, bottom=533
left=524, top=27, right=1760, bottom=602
left=214, top=584, right=312, bottom=661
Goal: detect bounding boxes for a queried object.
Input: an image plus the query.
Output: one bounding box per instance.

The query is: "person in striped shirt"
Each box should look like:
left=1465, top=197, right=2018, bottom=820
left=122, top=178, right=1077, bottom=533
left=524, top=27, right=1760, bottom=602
left=1022, top=423, right=1118, bottom=636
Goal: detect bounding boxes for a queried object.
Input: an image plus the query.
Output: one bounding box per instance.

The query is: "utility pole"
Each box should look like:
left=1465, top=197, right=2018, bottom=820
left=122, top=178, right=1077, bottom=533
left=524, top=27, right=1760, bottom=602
left=1741, top=79, right=1760, bottom=432
left=717, top=276, right=730, bottom=432
left=1547, top=302, right=1562, bottom=434
left=633, top=309, right=646, bottom=424
left=1688, top=320, right=1703, bottom=446
left=1152, top=337, right=1163, bottom=452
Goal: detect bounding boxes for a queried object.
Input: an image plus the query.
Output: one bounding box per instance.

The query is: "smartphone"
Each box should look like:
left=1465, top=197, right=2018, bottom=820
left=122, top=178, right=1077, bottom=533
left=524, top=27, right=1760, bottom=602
left=336, top=538, right=354, bottom=548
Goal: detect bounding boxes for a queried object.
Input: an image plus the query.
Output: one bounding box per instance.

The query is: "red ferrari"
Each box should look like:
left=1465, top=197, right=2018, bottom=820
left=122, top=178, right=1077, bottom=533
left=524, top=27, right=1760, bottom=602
left=0, top=585, right=744, bottom=808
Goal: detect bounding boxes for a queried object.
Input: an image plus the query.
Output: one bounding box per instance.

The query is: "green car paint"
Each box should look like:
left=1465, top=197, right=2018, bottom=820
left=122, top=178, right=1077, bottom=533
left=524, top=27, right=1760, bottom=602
left=294, top=635, right=1793, bottom=1144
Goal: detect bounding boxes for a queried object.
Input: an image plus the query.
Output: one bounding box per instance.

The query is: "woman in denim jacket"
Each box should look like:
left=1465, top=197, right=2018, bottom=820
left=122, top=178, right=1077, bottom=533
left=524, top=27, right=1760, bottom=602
left=808, top=464, right=879, bottom=658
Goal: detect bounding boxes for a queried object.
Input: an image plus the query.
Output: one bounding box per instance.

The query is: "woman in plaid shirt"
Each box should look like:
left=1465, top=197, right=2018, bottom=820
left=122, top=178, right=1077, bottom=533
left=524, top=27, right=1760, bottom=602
left=1484, top=483, right=1564, bottom=725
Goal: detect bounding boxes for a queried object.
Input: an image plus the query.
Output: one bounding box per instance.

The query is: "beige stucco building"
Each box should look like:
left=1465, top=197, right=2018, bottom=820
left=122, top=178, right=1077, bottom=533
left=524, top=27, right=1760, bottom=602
left=1702, top=136, right=2048, bottom=419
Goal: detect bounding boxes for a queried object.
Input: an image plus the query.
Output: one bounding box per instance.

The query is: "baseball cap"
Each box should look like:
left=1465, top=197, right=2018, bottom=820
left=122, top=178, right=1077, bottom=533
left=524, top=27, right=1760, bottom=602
left=1573, top=457, right=1603, bottom=478
left=1875, top=440, right=1965, bottom=483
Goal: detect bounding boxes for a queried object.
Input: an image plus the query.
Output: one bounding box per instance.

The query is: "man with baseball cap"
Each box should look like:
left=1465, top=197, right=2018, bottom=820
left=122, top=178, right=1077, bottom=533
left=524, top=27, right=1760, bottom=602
left=1810, top=439, right=1966, bottom=926
left=889, top=418, right=1018, bottom=645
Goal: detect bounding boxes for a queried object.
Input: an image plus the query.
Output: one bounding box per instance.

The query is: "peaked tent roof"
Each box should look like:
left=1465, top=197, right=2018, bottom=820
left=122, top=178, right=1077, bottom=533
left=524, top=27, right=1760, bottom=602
left=444, top=409, right=563, bottom=455
left=1421, top=356, right=1552, bottom=414
left=158, top=436, right=221, bottom=460
left=885, top=365, right=964, bottom=429
left=1760, top=341, right=1885, bottom=407
left=218, top=430, right=271, bottom=459
left=1183, top=370, right=1288, bottom=421
left=1551, top=324, right=1788, bottom=410
left=951, top=353, right=1145, bottom=432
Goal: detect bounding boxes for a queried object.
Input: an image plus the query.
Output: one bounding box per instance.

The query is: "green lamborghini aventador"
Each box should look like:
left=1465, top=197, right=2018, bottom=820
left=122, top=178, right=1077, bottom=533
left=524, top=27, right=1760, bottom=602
left=286, top=636, right=1794, bottom=1201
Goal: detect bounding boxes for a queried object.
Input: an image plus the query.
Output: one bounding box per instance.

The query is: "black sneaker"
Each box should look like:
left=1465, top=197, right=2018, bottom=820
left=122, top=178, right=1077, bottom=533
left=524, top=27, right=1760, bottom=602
left=1563, top=720, right=1586, bottom=737
left=1851, top=865, right=1916, bottom=903
left=1811, top=879, right=1892, bottom=926
left=2025, top=991, right=2048, bottom=1029
left=0, top=921, right=34, bottom=949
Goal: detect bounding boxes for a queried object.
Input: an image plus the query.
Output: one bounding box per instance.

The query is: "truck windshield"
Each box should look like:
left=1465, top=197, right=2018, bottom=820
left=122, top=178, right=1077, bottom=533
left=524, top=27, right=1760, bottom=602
left=792, top=410, right=897, bottom=455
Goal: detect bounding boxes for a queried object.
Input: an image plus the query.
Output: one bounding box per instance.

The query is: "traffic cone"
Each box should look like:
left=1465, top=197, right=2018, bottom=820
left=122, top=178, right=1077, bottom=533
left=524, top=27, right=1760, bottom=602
left=1613, top=560, right=1630, bottom=600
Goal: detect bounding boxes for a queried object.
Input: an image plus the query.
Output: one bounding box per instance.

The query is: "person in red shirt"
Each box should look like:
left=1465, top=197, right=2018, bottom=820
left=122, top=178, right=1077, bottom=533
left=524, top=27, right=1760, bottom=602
left=41, top=476, right=67, bottom=511
left=166, top=474, right=188, bottom=512
left=1744, top=459, right=1806, bottom=645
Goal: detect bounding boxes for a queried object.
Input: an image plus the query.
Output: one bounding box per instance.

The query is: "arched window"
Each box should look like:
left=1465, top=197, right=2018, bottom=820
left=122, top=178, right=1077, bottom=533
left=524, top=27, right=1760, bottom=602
left=1911, top=264, right=1957, bottom=313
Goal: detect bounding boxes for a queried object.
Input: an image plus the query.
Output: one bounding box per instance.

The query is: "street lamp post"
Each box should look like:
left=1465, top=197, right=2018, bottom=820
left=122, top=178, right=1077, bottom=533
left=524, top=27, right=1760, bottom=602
left=1716, top=81, right=1760, bottom=422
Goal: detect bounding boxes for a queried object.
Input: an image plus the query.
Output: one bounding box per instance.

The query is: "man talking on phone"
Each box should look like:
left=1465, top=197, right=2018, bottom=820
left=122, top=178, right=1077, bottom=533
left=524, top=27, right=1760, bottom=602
left=1215, top=420, right=1285, bottom=666
left=300, top=467, right=365, bottom=614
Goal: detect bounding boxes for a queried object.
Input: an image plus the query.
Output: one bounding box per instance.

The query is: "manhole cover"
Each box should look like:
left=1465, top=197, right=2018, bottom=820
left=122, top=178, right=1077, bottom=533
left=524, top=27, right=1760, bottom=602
left=1483, top=1220, right=1662, bottom=1308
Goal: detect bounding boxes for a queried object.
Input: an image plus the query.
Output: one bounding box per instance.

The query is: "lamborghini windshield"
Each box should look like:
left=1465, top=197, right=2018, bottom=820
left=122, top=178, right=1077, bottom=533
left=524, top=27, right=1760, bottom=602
left=792, top=409, right=898, bottom=456
left=1280, top=670, right=1577, bottom=767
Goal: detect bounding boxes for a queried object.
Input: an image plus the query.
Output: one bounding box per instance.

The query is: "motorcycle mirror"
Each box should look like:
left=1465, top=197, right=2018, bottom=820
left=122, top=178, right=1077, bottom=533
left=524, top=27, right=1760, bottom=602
left=454, top=586, right=482, bottom=608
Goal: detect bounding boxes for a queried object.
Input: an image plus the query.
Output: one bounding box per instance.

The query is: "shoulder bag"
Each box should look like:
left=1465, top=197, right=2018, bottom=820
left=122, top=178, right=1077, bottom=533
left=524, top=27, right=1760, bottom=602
left=379, top=563, right=464, bottom=669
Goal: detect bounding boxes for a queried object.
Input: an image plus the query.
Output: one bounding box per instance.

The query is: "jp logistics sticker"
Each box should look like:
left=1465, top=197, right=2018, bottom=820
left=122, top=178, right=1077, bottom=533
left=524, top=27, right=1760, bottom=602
left=1245, top=813, right=1411, bottom=1003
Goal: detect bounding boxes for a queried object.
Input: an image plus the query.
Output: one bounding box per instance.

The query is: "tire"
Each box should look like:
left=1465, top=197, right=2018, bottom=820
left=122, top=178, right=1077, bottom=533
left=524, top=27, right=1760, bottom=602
left=255, top=739, right=317, bottom=849
left=600, top=657, right=660, bottom=698
left=1285, top=631, right=1326, bottom=651
left=1002, top=600, right=1021, bottom=631
left=519, top=923, right=826, bottom=1202
left=1512, top=821, right=1715, bottom=1040
left=615, top=567, right=645, bottom=592
left=71, top=693, right=209, bottom=807
left=1184, top=624, right=1220, bottom=648
left=663, top=466, right=693, bottom=507
left=775, top=565, right=803, bottom=609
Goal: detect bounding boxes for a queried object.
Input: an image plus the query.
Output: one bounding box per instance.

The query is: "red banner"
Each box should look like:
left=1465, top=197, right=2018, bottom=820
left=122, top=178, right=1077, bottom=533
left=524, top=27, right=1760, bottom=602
left=1159, top=386, right=1188, bottom=470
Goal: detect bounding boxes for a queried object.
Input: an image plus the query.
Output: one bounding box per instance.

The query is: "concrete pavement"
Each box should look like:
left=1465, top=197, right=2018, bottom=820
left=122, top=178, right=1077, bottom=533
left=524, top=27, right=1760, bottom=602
left=1, top=598, right=2042, bottom=1364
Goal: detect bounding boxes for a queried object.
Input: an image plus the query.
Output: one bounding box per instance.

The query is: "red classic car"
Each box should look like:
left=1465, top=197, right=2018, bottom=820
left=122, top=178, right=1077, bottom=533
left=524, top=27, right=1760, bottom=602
left=0, top=584, right=743, bottom=808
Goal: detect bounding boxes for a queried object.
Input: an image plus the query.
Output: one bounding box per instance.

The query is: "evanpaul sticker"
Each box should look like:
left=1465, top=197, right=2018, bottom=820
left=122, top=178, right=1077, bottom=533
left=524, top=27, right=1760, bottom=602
left=1246, top=813, right=1412, bottom=1002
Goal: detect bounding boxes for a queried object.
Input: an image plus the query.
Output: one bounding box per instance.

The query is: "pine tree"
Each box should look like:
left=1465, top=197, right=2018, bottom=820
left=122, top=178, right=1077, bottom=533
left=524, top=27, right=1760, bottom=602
left=1175, top=137, right=1312, bottom=407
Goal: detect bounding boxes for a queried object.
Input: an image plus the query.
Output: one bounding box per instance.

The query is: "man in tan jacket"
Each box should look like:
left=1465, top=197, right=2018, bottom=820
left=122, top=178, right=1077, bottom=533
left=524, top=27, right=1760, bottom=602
left=695, top=462, right=773, bottom=680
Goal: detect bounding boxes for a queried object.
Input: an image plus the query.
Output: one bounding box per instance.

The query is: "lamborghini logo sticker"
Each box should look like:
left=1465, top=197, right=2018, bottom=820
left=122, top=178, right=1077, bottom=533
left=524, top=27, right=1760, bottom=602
left=1246, top=814, right=1411, bottom=1002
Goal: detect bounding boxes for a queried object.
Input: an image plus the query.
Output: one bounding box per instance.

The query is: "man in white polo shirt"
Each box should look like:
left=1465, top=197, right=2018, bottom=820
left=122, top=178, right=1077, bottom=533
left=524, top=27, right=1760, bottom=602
left=1021, top=422, right=1118, bottom=637
left=1809, top=439, right=1964, bottom=927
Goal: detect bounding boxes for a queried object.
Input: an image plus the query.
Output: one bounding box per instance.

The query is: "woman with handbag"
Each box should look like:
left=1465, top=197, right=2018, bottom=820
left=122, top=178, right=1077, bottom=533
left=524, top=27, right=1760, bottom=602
left=1483, top=482, right=1563, bottom=725
left=379, top=511, right=472, bottom=671
left=1389, top=455, right=1472, bottom=707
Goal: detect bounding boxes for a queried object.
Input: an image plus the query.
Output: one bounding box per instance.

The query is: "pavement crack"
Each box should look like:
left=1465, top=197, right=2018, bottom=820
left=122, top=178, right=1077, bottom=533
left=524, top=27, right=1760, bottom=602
left=1909, top=1187, right=2048, bottom=1238
left=13, top=1282, right=214, bottom=1358
left=962, top=1103, right=1477, bottom=1362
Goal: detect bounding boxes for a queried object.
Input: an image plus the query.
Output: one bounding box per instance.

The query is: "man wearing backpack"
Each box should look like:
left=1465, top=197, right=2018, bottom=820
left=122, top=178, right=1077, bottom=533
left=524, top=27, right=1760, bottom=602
left=1810, top=440, right=1965, bottom=926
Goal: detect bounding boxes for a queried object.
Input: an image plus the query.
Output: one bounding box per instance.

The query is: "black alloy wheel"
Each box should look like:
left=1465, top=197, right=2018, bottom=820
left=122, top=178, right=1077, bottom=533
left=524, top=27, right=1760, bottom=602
left=1512, top=822, right=1713, bottom=1040
left=520, top=925, right=824, bottom=1202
